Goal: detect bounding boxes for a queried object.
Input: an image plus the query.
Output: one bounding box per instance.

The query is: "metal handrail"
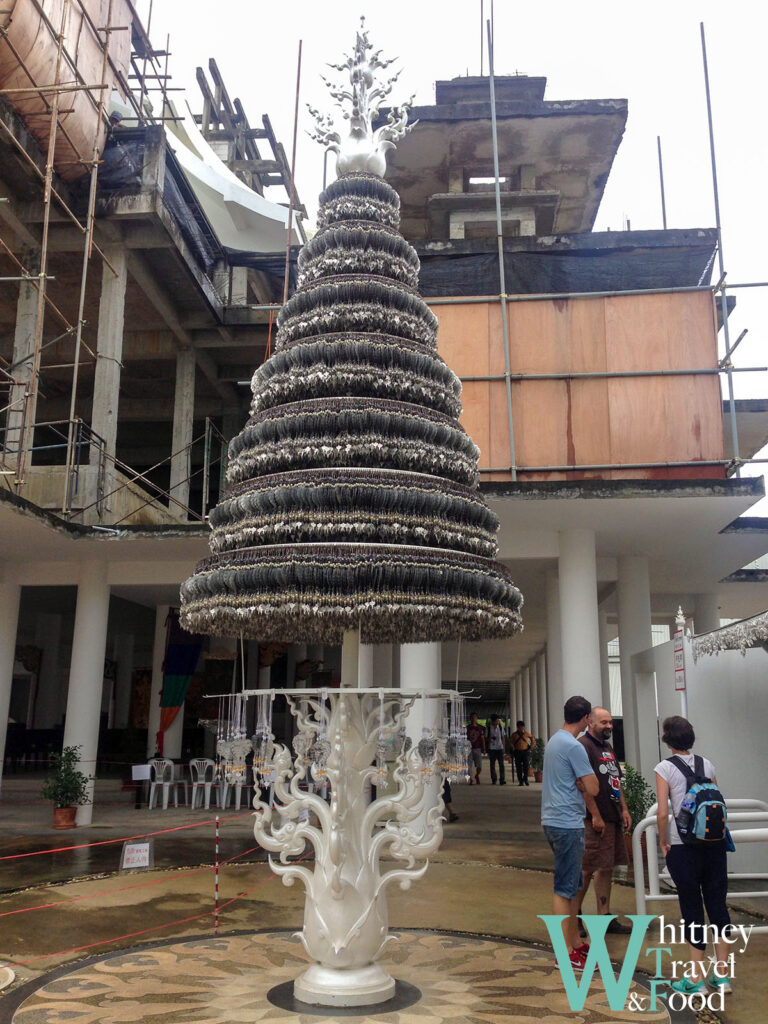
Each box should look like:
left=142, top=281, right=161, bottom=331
left=633, top=799, right=768, bottom=934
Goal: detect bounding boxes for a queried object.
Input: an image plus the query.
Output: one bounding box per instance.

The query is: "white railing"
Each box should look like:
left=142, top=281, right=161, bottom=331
left=633, top=799, right=768, bottom=934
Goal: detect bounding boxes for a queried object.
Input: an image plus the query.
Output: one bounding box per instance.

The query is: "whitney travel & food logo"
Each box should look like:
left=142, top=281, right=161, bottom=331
left=539, top=914, right=751, bottom=1013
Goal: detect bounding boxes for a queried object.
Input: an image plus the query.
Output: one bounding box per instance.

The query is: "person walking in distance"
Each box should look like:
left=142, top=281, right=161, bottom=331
left=510, top=720, right=536, bottom=787
left=486, top=714, right=506, bottom=785
left=466, top=711, right=486, bottom=785
left=540, top=696, right=598, bottom=971
left=575, top=707, right=632, bottom=934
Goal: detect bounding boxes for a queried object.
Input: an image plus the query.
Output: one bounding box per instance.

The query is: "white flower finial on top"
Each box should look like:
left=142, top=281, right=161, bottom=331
left=308, top=16, right=415, bottom=177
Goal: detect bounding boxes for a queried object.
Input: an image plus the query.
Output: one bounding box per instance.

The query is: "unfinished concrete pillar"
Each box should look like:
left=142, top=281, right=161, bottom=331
left=169, top=349, right=196, bottom=515
left=92, top=245, right=128, bottom=497
left=5, top=256, right=41, bottom=472
left=0, top=575, right=22, bottom=795
left=63, top=561, right=110, bottom=825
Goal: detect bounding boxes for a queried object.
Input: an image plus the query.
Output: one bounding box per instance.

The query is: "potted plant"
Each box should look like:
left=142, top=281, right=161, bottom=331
left=41, top=745, right=92, bottom=829
left=530, top=738, right=545, bottom=783
left=621, top=764, right=655, bottom=863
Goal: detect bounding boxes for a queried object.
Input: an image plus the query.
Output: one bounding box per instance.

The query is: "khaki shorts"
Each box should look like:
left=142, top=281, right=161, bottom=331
left=582, top=819, right=629, bottom=872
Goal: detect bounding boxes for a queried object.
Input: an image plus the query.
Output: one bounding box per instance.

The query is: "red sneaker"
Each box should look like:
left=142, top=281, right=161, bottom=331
left=569, top=948, right=588, bottom=971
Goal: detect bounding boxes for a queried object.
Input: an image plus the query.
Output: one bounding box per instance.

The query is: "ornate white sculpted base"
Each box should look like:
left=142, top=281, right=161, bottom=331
left=252, top=687, right=460, bottom=1007
left=294, top=962, right=395, bottom=1007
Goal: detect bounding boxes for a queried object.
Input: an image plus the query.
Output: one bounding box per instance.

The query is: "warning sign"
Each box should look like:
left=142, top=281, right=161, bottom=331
left=120, top=840, right=153, bottom=871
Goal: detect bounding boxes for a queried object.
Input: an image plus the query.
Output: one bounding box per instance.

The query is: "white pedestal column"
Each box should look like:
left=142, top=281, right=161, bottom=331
left=693, top=593, right=720, bottom=635
left=616, top=555, right=654, bottom=771
left=558, top=530, right=602, bottom=707
left=63, top=562, right=110, bottom=825
left=545, top=572, right=563, bottom=733
left=536, top=652, right=548, bottom=740
left=0, top=578, right=22, bottom=794
left=515, top=675, right=523, bottom=723
left=146, top=605, right=170, bottom=758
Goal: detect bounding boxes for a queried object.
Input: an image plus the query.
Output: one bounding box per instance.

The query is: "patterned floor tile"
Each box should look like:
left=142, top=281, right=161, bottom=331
left=10, top=931, right=670, bottom=1024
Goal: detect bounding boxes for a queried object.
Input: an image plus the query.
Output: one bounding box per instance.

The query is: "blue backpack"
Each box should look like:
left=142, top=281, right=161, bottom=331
left=669, top=755, right=727, bottom=845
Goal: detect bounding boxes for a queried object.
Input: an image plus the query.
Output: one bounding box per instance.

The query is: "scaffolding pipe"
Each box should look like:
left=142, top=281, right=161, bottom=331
left=486, top=19, right=516, bottom=481
left=282, top=39, right=302, bottom=306
left=701, top=21, right=740, bottom=475
left=14, top=0, right=70, bottom=490
left=459, top=366, right=766, bottom=383
left=657, top=135, right=667, bottom=229
left=63, top=0, right=114, bottom=512
left=479, top=459, right=730, bottom=473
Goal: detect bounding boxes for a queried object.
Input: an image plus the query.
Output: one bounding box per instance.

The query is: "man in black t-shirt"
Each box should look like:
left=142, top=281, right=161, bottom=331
left=575, top=707, right=633, bottom=934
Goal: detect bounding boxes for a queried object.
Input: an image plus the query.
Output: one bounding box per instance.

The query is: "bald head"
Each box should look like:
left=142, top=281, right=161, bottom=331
left=588, top=706, right=613, bottom=742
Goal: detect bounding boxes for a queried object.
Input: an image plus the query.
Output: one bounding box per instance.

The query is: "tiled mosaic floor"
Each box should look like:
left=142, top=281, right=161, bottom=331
left=7, top=930, right=670, bottom=1024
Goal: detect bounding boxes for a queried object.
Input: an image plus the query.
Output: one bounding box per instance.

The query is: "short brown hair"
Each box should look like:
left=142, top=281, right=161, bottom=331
left=662, top=715, right=695, bottom=750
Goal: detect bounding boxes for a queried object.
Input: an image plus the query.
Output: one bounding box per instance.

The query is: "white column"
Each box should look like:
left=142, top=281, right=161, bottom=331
left=616, top=555, right=654, bottom=772
left=33, top=613, right=63, bottom=729
left=169, top=349, right=196, bottom=514
left=522, top=665, right=532, bottom=728
left=5, top=259, right=40, bottom=469
left=536, top=652, right=548, bottom=740
left=515, top=674, right=523, bottom=723
left=163, top=696, right=185, bottom=760
left=400, top=642, right=442, bottom=832
left=508, top=678, right=515, bottom=727
left=341, top=630, right=359, bottom=688
left=598, top=609, right=612, bottom=713
left=358, top=643, right=374, bottom=688
left=372, top=644, right=393, bottom=687
left=0, top=577, right=22, bottom=794
left=91, top=245, right=128, bottom=476
left=62, top=562, right=110, bottom=825
left=113, top=633, right=134, bottom=730
left=558, top=529, right=602, bottom=707
left=546, top=571, right=564, bottom=730
left=693, top=593, right=720, bottom=635
left=146, top=605, right=169, bottom=758
left=529, top=660, right=540, bottom=736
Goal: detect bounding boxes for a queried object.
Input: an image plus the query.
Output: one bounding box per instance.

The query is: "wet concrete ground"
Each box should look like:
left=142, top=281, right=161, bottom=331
left=0, top=772, right=765, bottom=1023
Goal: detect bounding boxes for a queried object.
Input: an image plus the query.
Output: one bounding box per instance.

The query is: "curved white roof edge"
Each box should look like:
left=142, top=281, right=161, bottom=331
left=163, top=101, right=301, bottom=253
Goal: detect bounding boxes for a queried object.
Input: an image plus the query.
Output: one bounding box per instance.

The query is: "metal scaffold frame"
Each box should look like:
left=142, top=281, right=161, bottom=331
left=0, top=0, right=213, bottom=524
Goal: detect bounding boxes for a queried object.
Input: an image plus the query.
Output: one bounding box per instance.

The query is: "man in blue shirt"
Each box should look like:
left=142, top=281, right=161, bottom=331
left=541, top=695, right=599, bottom=971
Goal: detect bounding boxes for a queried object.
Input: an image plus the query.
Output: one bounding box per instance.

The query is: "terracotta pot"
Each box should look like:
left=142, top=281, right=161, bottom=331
left=534, top=771, right=543, bottom=783
left=53, top=806, right=77, bottom=830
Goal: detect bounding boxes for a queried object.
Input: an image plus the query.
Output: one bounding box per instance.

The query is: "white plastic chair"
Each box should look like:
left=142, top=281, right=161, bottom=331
left=148, top=758, right=184, bottom=809
left=189, top=758, right=216, bottom=809
left=218, top=778, right=245, bottom=810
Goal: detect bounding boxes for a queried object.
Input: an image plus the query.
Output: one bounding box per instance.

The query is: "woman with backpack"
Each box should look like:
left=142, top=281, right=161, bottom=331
left=655, top=715, right=732, bottom=996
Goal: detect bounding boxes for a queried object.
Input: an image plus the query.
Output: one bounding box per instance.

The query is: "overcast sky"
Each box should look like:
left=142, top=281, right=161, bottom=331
left=136, top=0, right=768, bottom=504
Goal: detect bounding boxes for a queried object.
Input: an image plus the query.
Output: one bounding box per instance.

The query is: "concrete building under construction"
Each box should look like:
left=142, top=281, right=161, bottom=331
left=1, top=3, right=768, bottom=821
